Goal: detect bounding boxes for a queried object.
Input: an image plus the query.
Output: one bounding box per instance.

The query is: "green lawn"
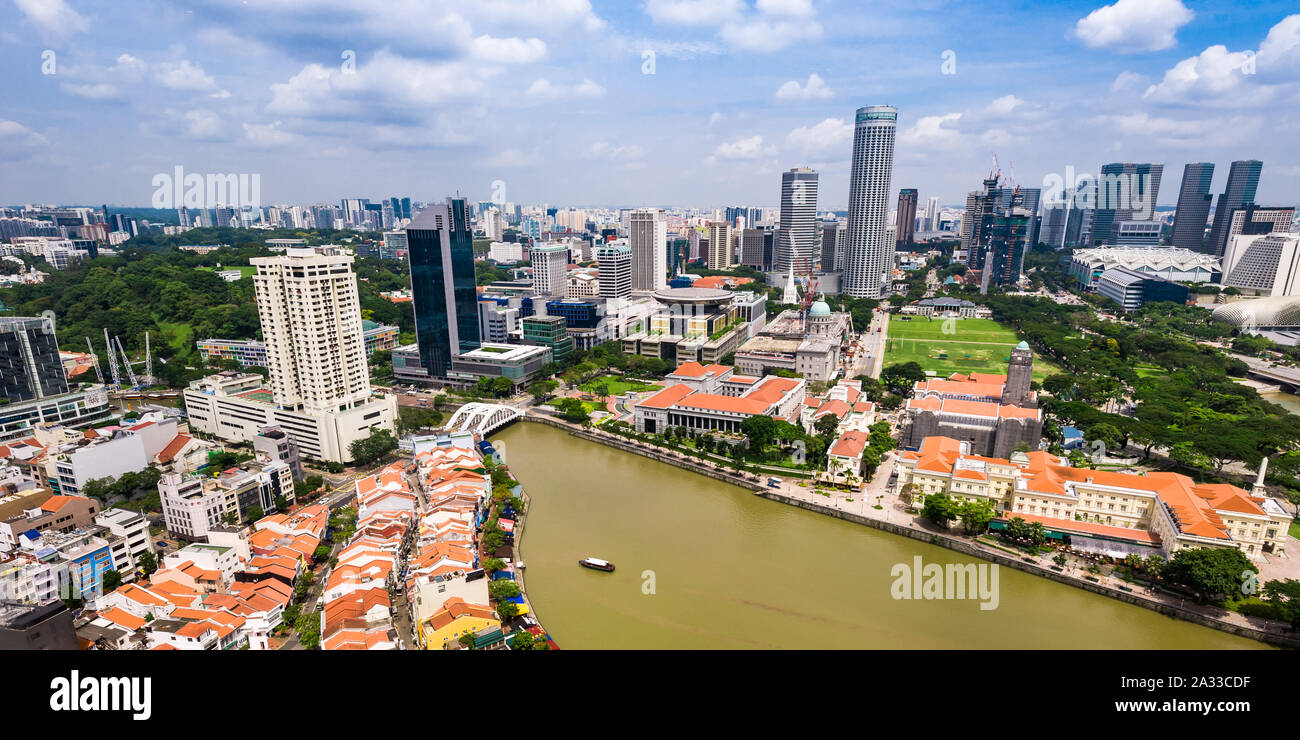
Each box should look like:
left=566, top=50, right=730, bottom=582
left=547, top=399, right=602, bottom=414
left=1291, top=519, right=1300, bottom=541
left=579, top=375, right=661, bottom=396
left=155, top=320, right=193, bottom=353
left=885, top=316, right=1059, bottom=381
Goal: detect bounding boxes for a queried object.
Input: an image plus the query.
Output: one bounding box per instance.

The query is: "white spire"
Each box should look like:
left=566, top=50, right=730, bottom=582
left=782, top=264, right=799, bottom=305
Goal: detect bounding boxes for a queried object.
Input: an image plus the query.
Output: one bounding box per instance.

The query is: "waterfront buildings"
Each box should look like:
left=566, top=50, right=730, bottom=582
left=408, top=198, right=480, bottom=378
left=1170, top=163, right=1215, bottom=251
left=521, top=315, right=574, bottom=364
left=186, top=247, right=397, bottom=463
left=843, top=105, right=897, bottom=298
left=621, top=287, right=766, bottom=368
left=902, top=343, right=1043, bottom=459
left=1207, top=160, right=1263, bottom=257
left=775, top=167, right=819, bottom=273
left=733, top=299, right=851, bottom=381
left=1221, top=233, right=1300, bottom=297
left=446, top=343, right=553, bottom=389
left=0, top=317, right=110, bottom=443
left=800, top=379, right=877, bottom=435
left=634, top=370, right=805, bottom=435
left=894, top=435, right=1293, bottom=561
left=629, top=208, right=667, bottom=291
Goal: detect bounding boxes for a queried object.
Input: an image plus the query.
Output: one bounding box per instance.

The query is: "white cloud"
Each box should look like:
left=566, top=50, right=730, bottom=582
left=154, top=60, right=217, bottom=92
left=13, top=0, right=89, bottom=38
left=60, top=82, right=120, bottom=100
left=775, top=73, right=833, bottom=101
left=1072, top=0, right=1193, bottom=53
left=242, top=121, right=299, bottom=148
left=1139, top=15, right=1300, bottom=105
left=720, top=17, right=822, bottom=52
left=1110, top=71, right=1146, bottom=92
left=784, top=117, right=851, bottom=157
left=525, top=77, right=604, bottom=98
left=268, top=50, right=487, bottom=118
left=180, top=109, right=227, bottom=141
left=900, top=113, right=965, bottom=150
left=0, top=118, right=49, bottom=147
left=1142, top=45, right=1255, bottom=103
left=710, top=135, right=772, bottom=161
left=985, top=94, right=1022, bottom=115
left=756, top=0, right=814, bottom=16
left=708, top=112, right=723, bottom=128
left=470, top=35, right=547, bottom=64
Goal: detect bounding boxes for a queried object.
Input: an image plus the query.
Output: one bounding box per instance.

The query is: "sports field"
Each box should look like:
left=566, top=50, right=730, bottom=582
left=884, top=316, right=1058, bottom=380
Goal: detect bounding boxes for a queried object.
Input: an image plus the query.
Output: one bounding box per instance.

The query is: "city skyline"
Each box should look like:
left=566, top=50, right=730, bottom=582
left=0, top=1, right=1298, bottom=209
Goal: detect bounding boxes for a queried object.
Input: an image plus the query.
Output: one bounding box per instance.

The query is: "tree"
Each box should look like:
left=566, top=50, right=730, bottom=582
left=489, top=580, right=522, bottom=601
left=483, top=558, right=506, bottom=574
left=138, top=550, right=158, bottom=577
left=1052, top=552, right=1067, bottom=568
left=101, top=570, right=123, bottom=593
left=1163, top=547, right=1258, bottom=601
left=740, top=414, right=778, bottom=450
left=1262, top=579, right=1300, bottom=629
left=957, top=500, right=995, bottom=535
left=921, top=492, right=958, bottom=529
left=510, top=630, right=537, bottom=650
left=898, top=482, right=918, bottom=507
left=497, top=601, right=520, bottom=621
left=348, top=428, right=398, bottom=466
left=555, top=397, right=589, bottom=423
left=1143, top=554, right=1165, bottom=578
left=81, top=477, right=113, bottom=501
left=246, top=505, right=264, bottom=522
left=294, top=614, right=320, bottom=650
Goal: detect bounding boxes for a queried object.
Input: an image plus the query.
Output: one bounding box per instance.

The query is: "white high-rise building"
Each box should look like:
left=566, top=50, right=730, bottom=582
left=597, top=240, right=633, bottom=298
left=250, top=249, right=372, bottom=413
left=630, top=208, right=667, bottom=291
left=924, top=196, right=940, bottom=231
left=843, top=105, right=897, bottom=298
left=775, top=167, right=819, bottom=272
left=707, top=221, right=733, bottom=270
left=531, top=243, right=570, bottom=296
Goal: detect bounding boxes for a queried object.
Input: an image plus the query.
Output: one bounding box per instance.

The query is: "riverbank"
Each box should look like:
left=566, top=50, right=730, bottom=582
left=498, top=444, right=558, bottom=650
left=518, top=415, right=1298, bottom=649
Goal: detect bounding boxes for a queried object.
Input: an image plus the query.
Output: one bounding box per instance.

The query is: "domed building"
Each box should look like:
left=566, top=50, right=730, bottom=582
left=733, top=296, right=852, bottom=382
left=1212, top=296, right=1300, bottom=330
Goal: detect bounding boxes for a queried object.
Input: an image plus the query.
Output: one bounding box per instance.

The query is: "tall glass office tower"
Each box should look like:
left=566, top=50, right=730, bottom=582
left=843, top=105, right=897, bottom=298
left=775, top=167, right=819, bottom=273
left=1207, top=160, right=1263, bottom=257
left=407, top=197, right=480, bottom=378
left=1169, top=163, right=1215, bottom=251
left=1092, top=162, right=1163, bottom=245
left=0, top=316, right=68, bottom=403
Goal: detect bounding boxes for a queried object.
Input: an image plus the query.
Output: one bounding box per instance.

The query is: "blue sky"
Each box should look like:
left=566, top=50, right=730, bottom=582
left=1, top=0, right=1298, bottom=210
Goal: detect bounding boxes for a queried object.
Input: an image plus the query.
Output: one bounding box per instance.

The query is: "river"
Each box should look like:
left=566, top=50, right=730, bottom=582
left=496, top=422, right=1267, bottom=650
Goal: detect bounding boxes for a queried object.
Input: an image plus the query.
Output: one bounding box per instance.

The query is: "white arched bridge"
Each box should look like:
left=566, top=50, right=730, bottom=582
left=447, top=403, right=524, bottom=436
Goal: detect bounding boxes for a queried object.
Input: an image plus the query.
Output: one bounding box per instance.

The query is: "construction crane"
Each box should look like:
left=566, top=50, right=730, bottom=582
left=144, top=331, right=153, bottom=387
left=103, top=328, right=122, bottom=389
left=115, top=336, right=139, bottom=389
left=84, top=337, right=104, bottom=384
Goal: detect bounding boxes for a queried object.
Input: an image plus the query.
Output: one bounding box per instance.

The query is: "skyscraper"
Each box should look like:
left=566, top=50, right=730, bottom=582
left=0, top=316, right=68, bottom=404
left=895, top=188, right=918, bottom=250
left=843, top=105, right=897, bottom=298
left=820, top=220, right=845, bottom=271
left=596, top=241, right=633, bottom=298
left=1170, top=163, right=1215, bottom=251
left=923, top=196, right=940, bottom=231
left=629, top=208, right=667, bottom=291
left=775, top=167, right=819, bottom=272
left=531, top=243, right=569, bottom=296
left=250, top=250, right=371, bottom=413
left=1207, top=160, right=1263, bottom=257
left=707, top=221, right=734, bottom=270
left=739, top=228, right=774, bottom=271
left=407, top=198, right=480, bottom=378
left=1092, top=162, right=1163, bottom=245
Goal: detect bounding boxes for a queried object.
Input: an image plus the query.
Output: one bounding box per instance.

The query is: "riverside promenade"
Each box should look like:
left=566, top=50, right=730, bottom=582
left=520, top=412, right=1300, bottom=649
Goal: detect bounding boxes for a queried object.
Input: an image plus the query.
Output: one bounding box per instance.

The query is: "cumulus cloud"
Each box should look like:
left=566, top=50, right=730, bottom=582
left=154, top=60, right=218, bottom=92
left=57, top=53, right=218, bottom=100
left=775, top=73, right=833, bottom=101
left=470, top=35, right=547, bottom=64
left=591, top=141, right=646, bottom=160
left=709, top=135, right=772, bottom=161
left=644, top=0, right=743, bottom=26
left=268, top=50, right=488, bottom=119
left=13, top=0, right=89, bottom=38
left=985, top=94, right=1023, bottom=115
left=1072, top=0, right=1193, bottom=53
left=242, top=121, right=299, bottom=148
left=784, top=117, right=851, bottom=157
left=525, top=78, right=604, bottom=98
left=1140, top=15, right=1300, bottom=105
left=644, top=0, right=821, bottom=53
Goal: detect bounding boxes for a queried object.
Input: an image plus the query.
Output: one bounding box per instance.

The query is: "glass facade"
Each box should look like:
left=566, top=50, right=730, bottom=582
left=0, top=317, right=69, bottom=403
left=407, top=198, right=481, bottom=377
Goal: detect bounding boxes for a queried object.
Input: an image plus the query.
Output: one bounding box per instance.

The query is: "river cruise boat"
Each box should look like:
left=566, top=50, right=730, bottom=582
left=578, top=557, right=615, bottom=572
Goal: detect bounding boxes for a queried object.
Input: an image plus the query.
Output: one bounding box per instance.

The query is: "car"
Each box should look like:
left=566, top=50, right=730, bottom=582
left=155, top=540, right=171, bottom=548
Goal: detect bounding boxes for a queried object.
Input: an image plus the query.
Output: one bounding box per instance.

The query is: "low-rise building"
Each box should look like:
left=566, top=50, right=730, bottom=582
left=634, top=371, right=805, bottom=435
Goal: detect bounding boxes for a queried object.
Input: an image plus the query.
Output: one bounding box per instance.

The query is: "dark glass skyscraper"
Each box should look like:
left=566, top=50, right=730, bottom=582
left=1207, top=159, right=1263, bottom=257
left=407, top=198, right=480, bottom=378
left=1092, top=162, right=1163, bottom=245
left=0, top=317, right=69, bottom=403
left=1170, top=163, right=1215, bottom=251
left=895, top=188, right=917, bottom=250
